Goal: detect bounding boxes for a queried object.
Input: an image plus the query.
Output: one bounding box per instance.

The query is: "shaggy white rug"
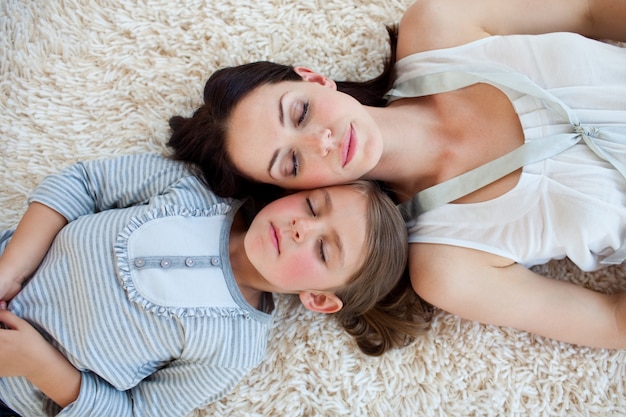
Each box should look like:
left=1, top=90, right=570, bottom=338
left=1, top=1, right=625, bottom=416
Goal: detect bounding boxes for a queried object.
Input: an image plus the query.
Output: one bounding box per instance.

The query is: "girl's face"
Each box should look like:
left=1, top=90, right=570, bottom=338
left=226, top=70, right=384, bottom=190
left=244, top=185, right=367, bottom=294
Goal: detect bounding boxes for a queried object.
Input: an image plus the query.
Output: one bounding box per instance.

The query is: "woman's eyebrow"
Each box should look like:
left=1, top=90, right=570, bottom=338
left=268, top=150, right=279, bottom=178
left=278, top=92, right=287, bottom=126
left=268, top=93, right=288, bottom=177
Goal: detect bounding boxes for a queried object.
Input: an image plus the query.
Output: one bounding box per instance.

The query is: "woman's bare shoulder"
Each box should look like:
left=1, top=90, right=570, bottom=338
left=396, top=0, right=490, bottom=58
left=397, top=0, right=600, bottom=59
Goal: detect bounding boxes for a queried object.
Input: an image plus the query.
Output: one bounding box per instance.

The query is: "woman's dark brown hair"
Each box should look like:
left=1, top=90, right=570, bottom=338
left=168, top=26, right=398, bottom=202
left=167, top=26, right=430, bottom=355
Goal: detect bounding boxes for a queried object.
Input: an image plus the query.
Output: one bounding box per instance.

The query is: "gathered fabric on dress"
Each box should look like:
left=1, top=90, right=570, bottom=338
left=0, top=154, right=273, bottom=417
left=388, top=33, right=626, bottom=271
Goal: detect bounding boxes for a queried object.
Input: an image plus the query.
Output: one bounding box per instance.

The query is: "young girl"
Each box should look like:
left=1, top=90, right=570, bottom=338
left=168, top=0, right=626, bottom=350
left=0, top=153, right=423, bottom=417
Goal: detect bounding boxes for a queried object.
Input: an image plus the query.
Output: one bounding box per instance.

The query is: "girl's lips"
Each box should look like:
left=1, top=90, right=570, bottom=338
left=341, top=124, right=356, bottom=167
left=270, top=223, right=280, bottom=254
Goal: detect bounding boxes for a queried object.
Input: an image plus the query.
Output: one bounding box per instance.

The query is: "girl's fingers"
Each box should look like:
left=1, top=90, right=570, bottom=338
left=0, top=308, right=22, bottom=330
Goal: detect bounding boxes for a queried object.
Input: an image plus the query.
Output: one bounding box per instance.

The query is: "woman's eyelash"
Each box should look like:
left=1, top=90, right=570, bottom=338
left=297, top=101, right=309, bottom=126
left=291, top=151, right=299, bottom=176
left=289, top=101, right=308, bottom=176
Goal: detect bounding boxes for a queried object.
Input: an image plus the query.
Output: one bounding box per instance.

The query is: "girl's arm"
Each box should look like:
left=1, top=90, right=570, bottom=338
left=1, top=306, right=241, bottom=415
left=4, top=345, right=249, bottom=416
left=398, top=0, right=626, bottom=56
left=0, top=203, right=67, bottom=301
left=410, top=244, right=626, bottom=349
left=1, top=154, right=190, bottom=302
left=0, top=307, right=80, bottom=408
left=28, top=154, right=190, bottom=223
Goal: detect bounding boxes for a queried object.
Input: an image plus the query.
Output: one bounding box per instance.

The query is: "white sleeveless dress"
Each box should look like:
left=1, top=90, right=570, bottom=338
left=387, top=32, right=626, bottom=271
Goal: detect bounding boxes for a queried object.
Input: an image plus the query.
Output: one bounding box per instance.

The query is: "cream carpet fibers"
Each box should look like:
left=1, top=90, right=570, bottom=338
left=1, top=1, right=625, bottom=416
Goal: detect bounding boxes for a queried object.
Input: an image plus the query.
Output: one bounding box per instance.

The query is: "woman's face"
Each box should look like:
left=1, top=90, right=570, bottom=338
left=226, top=73, right=384, bottom=190
left=244, top=185, right=368, bottom=294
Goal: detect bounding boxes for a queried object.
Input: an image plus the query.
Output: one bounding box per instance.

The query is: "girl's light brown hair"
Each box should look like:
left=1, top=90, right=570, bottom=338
left=332, top=180, right=431, bottom=356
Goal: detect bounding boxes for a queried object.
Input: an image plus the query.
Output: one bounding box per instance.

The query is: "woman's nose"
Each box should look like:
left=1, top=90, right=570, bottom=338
left=304, top=128, right=333, bottom=156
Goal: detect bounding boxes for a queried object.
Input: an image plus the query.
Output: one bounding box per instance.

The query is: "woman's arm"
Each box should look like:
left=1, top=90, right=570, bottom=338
left=0, top=203, right=67, bottom=301
left=476, top=0, right=626, bottom=41
left=398, top=0, right=626, bottom=57
left=410, top=243, right=626, bottom=349
left=0, top=307, right=80, bottom=408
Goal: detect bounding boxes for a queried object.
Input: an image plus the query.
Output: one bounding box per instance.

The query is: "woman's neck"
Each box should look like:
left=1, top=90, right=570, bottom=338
left=367, top=85, right=526, bottom=204
left=366, top=97, right=449, bottom=202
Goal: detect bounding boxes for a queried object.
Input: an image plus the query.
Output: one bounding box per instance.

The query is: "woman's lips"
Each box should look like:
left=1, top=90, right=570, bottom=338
left=270, top=223, right=280, bottom=254
left=341, top=124, right=355, bottom=167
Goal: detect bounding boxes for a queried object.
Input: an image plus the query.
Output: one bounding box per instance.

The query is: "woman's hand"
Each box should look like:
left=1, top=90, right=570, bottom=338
left=615, top=292, right=626, bottom=336
left=0, top=305, right=81, bottom=407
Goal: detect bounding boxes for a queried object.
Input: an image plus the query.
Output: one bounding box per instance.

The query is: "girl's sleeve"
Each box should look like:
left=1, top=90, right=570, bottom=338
left=27, top=154, right=190, bottom=222
left=57, top=362, right=249, bottom=417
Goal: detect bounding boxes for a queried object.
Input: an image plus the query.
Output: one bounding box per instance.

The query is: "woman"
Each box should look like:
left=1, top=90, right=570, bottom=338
left=0, top=154, right=424, bottom=416
left=168, top=0, right=626, bottom=350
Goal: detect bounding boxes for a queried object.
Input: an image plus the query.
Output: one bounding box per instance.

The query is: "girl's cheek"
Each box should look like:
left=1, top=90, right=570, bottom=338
left=283, top=256, right=317, bottom=283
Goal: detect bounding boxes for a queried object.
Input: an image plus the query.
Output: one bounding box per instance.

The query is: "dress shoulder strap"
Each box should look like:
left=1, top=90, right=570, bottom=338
left=399, top=133, right=581, bottom=216
left=388, top=70, right=583, bottom=218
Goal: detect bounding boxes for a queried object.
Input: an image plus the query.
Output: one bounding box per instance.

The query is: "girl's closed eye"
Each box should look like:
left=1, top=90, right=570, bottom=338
left=306, top=197, right=316, bottom=217
left=318, top=239, right=327, bottom=263
left=306, top=197, right=327, bottom=262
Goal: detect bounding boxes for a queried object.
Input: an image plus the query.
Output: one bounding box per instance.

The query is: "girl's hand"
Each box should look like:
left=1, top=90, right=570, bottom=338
left=0, top=305, right=81, bottom=407
left=0, top=305, right=49, bottom=378
left=0, top=266, right=22, bottom=302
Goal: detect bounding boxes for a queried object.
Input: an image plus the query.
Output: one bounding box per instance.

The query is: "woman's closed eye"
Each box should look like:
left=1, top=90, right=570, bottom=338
left=291, top=150, right=299, bottom=176
left=297, top=100, right=309, bottom=126
left=286, top=100, right=308, bottom=177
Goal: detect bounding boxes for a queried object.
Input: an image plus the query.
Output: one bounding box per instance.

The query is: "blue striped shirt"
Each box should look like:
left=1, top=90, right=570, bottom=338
left=0, top=154, right=273, bottom=416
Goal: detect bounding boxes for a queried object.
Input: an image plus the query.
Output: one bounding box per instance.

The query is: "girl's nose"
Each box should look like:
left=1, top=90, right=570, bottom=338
left=291, top=217, right=316, bottom=241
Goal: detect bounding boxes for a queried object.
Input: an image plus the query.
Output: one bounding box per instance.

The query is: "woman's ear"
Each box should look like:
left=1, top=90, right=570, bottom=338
left=293, top=67, right=337, bottom=89
left=299, top=291, right=343, bottom=314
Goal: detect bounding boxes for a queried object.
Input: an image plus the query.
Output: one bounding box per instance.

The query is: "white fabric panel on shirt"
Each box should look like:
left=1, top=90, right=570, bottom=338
left=126, top=214, right=238, bottom=308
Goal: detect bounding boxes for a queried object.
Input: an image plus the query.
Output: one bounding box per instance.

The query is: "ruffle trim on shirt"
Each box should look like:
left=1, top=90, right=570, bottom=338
left=114, top=204, right=251, bottom=319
